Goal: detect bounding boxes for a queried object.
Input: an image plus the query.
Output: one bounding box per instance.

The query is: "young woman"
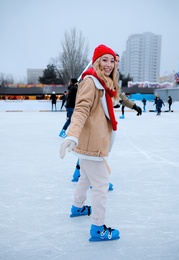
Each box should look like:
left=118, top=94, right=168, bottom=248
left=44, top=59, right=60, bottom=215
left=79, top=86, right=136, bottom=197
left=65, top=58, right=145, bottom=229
left=60, top=44, right=141, bottom=242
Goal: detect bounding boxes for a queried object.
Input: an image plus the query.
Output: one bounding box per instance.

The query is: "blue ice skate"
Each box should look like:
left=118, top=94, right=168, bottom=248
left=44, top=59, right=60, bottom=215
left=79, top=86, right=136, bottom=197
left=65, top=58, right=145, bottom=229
left=71, top=168, right=80, bottom=182
left=119, top=115, right=124, bottom=119
left=59, top=129, right=67, bottom=138
left=70, top=205, right=91, bottom=218
left=108, top=182, right=113, bottom=191
left=71, top=159, right=80, bottom=182
left=89, top=224, right=120, bottom=242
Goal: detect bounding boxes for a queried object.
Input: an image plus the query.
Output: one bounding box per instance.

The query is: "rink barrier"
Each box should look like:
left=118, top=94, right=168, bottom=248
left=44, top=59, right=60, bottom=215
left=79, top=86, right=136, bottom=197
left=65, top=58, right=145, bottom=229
left=0, top=100, right=179, bottom=112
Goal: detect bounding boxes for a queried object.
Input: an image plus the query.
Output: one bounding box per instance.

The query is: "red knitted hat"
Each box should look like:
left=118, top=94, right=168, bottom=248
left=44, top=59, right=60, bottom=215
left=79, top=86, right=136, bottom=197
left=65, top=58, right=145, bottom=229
left=92, top=44, right=116, bottom=64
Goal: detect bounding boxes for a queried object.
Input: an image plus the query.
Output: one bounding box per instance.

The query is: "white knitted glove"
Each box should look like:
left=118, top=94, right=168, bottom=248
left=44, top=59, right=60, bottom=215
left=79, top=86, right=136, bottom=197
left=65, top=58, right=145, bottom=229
left=60, top=139, right=76, bottom=159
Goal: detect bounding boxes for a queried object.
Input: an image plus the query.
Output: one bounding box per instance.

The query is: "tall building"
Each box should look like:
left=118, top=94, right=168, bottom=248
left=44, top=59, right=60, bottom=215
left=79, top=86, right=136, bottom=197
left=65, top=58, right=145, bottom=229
left=27, top=69, right=43, bottom=84
left=120, top=32, right=162, bottom=82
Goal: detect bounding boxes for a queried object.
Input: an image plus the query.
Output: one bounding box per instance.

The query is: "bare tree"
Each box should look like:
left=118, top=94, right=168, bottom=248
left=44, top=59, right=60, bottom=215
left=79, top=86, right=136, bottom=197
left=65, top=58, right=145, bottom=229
left=57, top=28, right=89, bottom=83
left=0, top=73, right=14, bottom=86
left=16, top=76, right=27, bottom=84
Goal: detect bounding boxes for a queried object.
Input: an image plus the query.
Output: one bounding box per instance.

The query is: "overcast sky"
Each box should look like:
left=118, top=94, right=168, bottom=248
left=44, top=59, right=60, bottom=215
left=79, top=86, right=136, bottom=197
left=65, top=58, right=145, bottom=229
left=0, top=0, right=179, bottom=82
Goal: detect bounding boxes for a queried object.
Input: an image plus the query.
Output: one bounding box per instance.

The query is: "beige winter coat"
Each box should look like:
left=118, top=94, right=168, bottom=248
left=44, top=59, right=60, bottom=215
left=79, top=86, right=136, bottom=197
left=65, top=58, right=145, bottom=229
left=67, top=76, right=135, bottom=158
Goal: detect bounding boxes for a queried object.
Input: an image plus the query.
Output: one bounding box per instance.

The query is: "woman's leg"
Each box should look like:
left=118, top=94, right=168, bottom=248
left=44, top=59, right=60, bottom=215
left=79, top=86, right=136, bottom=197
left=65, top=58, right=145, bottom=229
left=63, top=107, right=74, bottom=131
left=73, top=159, right=109, bottom=226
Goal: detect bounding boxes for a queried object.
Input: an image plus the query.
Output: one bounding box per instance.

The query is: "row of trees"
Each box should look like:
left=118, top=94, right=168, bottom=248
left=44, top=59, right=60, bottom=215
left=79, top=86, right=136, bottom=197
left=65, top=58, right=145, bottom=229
left=38, top=63, right=133, bottom=86
left=39, top=27, right=132, bottom=86
left=38, top=65, right=133, bottom=87
left=0, top=73, right=14, bottom=86
left=0, top=27, right=132, bottom=87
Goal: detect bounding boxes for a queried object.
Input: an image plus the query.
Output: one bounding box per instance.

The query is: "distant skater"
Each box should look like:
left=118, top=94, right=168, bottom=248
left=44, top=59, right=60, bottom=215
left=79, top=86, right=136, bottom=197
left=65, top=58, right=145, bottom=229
left=168, top=96, right=172, bottom=111
left=155, top=96, right=165, bottom=115
left=142, top=98, right=147, bottom=112
left=50, top=91, right=57, bottom=111
left=59, top=79, right=78, bottom=138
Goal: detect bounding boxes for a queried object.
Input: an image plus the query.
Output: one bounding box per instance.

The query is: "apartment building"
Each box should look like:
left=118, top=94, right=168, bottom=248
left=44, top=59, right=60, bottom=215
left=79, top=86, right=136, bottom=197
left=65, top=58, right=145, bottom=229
left=27, top=69, right=43, bottom=84
left=120, top=32, right=161, bottom=82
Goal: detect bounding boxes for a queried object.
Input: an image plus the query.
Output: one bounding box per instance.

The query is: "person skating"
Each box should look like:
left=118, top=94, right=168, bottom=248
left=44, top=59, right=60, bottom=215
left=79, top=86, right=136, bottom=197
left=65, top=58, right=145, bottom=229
left=155, top=96, right=165, bottom=115
left=71, top=53, right=121, bottom=189
left=60, top=91, right=67, bottom=111
left=168, top=96, right=172, bottom=111
left=50, top=91, right=57, bottom=111
left=59, top=79, right=78, bottom=138
left=120, top=105, right=125, bottom=119
left=60, top=44, right=142, bottom=242
left=142, top=98, right=147, bottom=112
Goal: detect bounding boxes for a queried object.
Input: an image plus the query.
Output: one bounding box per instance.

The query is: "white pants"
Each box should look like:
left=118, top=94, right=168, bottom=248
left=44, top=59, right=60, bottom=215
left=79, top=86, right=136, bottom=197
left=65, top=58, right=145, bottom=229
left=73, top=159, right=109, bottom=226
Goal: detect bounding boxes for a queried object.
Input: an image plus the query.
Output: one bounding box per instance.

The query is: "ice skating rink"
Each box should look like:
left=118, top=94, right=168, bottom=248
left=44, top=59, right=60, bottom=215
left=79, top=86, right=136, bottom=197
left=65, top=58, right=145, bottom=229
left=0, top=110, right=179, bottom=260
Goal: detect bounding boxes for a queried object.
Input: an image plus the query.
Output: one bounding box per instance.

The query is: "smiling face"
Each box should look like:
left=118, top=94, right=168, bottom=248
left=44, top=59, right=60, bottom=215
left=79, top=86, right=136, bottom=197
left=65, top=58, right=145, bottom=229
left=99, top=54, right=115, bottom=76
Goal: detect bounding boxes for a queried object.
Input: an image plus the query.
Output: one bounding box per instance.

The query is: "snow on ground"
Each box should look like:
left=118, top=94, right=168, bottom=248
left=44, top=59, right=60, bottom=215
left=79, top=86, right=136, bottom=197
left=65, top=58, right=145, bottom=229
left=0, top=110, right=179, bottom=260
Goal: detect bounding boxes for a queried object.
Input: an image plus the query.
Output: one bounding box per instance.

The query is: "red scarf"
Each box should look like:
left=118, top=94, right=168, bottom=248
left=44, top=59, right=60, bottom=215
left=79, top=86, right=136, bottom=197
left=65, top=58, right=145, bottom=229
left=82, top=68, right=118, bottom=131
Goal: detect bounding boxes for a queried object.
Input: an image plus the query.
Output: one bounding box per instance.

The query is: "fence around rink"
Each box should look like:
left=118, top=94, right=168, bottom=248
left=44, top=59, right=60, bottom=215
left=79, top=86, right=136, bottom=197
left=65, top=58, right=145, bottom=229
left=0, top=100, right=63, bottom=112
left=0, top=100, right=179, bottom=112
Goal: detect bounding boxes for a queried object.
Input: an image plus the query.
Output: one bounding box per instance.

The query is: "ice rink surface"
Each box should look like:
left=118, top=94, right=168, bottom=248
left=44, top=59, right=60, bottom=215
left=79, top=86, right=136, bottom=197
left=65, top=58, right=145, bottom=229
left=0, top=110, right=179, bottom=260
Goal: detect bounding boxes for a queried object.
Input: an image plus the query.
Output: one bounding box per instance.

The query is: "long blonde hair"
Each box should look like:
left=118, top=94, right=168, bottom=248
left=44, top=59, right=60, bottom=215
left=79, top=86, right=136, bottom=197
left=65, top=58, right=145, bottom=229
left=93, top=58, right=120, bottom=100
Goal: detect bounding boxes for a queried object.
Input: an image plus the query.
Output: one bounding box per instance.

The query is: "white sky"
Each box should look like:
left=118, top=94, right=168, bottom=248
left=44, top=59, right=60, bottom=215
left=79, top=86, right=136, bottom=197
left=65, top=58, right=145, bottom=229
left=0, top=0, right=179, bottom=82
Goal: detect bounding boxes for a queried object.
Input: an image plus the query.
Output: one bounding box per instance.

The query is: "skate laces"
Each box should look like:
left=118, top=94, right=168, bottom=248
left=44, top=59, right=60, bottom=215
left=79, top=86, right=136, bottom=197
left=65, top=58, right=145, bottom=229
left=81, top=205, right=91, bottom=216
left=100, top=225, right=114, bottom=239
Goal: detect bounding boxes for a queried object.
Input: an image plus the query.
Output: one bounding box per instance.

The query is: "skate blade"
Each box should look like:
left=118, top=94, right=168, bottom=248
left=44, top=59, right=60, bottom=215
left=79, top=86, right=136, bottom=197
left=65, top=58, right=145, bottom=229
left=71, top=179, right=78, bottom=182
left=70, top=213, right=89, bottom=218
left=89, top=236, right=120, bottom=242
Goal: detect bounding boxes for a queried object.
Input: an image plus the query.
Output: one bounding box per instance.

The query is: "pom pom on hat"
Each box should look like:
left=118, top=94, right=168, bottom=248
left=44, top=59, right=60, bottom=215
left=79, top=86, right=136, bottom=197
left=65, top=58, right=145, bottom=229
left=92, top=44, right=116, bottom=64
